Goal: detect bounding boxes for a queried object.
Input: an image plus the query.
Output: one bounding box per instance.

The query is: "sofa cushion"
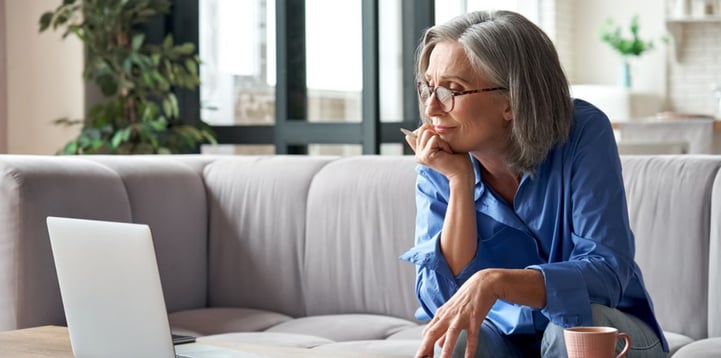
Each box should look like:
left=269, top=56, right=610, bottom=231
left=386, top=324, right=425, bottom=340
left=199, top=332, right=333, bottom=348
left=313, top=339, right=420, bottom=357
left=0, top=156, right=133, bottom=330
left=168, top=307, right=292, bottom=336
left=86, top=156, right=210, bottom=313
left=663, top=331, right=695, bottom=356
left=304, top=156, right=419, bottom=320
left=709, top=170, right=721, bottom=337
left=265, top=314, right=418, bottom=342
left=672, top=337, right=721, bottom=357
left=204, top=156, right=334, bottom=317
left=621, top=155, right=721, bottom=340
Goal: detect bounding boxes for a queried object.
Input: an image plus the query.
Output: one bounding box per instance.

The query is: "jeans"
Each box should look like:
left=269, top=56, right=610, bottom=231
left=441, top=304, right=667, bottom=358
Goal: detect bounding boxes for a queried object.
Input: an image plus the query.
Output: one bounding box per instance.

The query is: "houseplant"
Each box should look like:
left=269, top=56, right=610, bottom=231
left=599, top=15, right=655, bottom=88
left=39, top=0, right=216, bottom=154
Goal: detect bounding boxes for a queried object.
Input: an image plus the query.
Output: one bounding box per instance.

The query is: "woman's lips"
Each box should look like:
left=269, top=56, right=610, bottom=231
left=433, top=125, right=455, bottom=134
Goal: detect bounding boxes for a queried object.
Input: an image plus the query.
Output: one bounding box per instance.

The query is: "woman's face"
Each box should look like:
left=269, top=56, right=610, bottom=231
left=423, top=40, right=512, bottom=155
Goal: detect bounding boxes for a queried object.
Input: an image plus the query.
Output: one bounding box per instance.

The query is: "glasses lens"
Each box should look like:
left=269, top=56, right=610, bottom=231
left=435, top=86, right=453, bottom=112
left=418, top=82, right=431, bottom=103
left=417, top=83, right=453, bottom=112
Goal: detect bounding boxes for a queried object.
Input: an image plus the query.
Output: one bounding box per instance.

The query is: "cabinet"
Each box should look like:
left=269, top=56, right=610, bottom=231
left=666, top=16, right=721, bottom=61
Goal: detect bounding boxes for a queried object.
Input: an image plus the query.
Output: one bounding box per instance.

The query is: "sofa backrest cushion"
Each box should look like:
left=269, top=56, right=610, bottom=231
left=0, top=157, right=132, bottom=330
left=204, top=156, right=334, bottom=317
left=303, top=156, right=418, bottom=320
left=709, top=170, right=721, bottom=337
left=0, top=156, right=212, bottom=330
left=621, top=155, right=721, bottom=340
left=84, top=156, right=211, bottom=313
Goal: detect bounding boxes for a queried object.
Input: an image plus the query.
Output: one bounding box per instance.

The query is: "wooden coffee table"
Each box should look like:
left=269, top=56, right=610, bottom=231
left=0, top=326, right=411, bottom=357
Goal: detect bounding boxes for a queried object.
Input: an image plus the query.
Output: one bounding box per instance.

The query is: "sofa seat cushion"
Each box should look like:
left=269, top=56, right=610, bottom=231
left=313, top=339, right=420, bottom=357
left=672, top=337, right=721, bottom=357
left=198, top=332, right=333, bottom=348
left=265, top=314, right=419, bottom=341
left=663, top=331, right=695, bottom=356
left=168, top=307, right=292, bottom=336
left=386, top=324, right=425, bottom=340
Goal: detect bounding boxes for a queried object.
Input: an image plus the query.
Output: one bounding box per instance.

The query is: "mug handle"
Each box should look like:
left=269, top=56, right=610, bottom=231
left=615, top=332, right=631, bottom=358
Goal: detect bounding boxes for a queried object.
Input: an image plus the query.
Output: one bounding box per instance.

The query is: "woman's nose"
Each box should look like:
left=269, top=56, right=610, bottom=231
left=424, top=92, right=445, bottom=118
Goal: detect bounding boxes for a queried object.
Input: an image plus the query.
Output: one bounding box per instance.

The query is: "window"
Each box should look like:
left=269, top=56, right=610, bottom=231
left=169, top=0, right=434, bottom=155
left=199, top=0, right=275, bottom=127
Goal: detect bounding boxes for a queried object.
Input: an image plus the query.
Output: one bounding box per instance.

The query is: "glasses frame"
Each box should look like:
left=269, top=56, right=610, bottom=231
left=417, top=81, right=507, bottom=113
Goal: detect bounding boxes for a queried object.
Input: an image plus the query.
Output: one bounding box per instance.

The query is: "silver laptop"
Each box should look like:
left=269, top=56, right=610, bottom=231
left=46, top=216, right=264, bottom=358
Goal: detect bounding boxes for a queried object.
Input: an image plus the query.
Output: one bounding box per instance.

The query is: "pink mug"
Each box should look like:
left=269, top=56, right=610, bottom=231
left=564, top=326, right=631, bottom=358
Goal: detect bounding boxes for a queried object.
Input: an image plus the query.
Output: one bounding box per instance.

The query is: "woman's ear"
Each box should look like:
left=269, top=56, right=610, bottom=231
left=502, top=100, right=513, bottom=122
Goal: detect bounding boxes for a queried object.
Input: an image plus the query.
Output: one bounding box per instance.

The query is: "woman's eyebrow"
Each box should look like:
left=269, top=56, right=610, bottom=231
left=422, top=74, right=471, bottom=84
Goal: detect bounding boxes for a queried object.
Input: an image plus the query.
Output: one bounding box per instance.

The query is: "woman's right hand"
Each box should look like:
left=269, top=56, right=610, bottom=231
left=404, top=124, right=474, bottom=184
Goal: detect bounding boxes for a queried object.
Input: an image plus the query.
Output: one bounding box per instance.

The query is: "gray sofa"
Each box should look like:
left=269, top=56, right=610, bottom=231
left=0, top=154, right=720, bottom=357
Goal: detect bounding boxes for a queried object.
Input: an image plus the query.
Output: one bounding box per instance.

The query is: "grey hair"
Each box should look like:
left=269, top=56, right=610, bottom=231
left=416, top=10, right=573, bottom=174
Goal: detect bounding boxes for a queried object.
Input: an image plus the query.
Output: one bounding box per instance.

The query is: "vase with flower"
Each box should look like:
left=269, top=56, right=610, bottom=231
left=599, top=15, right=655, bottom=89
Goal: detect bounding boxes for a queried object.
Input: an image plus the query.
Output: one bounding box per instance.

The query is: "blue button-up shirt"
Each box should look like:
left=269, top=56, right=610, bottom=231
left=399, top=99, right=668, bottom=351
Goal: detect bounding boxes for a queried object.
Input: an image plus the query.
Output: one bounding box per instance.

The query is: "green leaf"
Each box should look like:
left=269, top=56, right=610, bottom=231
left=162, top=98, right=172, bottom=118
left=149, top=119, right=166, bottom=131
left=63, top=141, right=78, bottom=155
left=111, top=130, right=125, bottom=148
left=39, top=12, right=54, bottom=32
left=599, top=15, right=655, bottom=57
left=163, top=34, right=174, bottom=49
left=142, top=72, right=153, bottom=87
left=53, top=11, right=70, bottom=29
left=96, top=73, right=118, bottom=96
left=123, top=57, right=133, bottom=75
left=185, top=58, right=198, bottom=73
left=168, top=93, right=178, bottom=117
left=131, top=33, right=145, bottom=50
left=177, top=43, right=195, bottom=55
left=77, top=133, right=92, bottom=148
left=91, top=139, right=105, bottom=150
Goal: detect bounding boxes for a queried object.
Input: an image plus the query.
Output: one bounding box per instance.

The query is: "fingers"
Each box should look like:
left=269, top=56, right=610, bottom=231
left=416, top=318, right=446, bottom=358
left=404, top=135, right=417, bottom=152
left=417, top=126, right=435, bottom=150
left=435, top=137, right=453, bottom=154
left=464, top=322, right=480, bottom=358
left=414, top=335, right=436, bottom=358
left=401, top=128, right=418, bottom=152
left=416, top=128, right=448, bottom=162
left=439, top=323, right=461, bottom=358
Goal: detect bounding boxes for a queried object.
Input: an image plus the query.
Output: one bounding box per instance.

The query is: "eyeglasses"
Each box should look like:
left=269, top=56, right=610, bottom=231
left=417, top=81, right=506, bottom=113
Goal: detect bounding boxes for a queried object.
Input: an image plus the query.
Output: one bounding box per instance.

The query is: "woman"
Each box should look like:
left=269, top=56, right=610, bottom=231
left=399, top=10, right=668, bottom=358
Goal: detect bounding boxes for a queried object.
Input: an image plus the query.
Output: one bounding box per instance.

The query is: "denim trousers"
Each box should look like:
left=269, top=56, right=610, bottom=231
left=440, top=304, right=667, bottom=357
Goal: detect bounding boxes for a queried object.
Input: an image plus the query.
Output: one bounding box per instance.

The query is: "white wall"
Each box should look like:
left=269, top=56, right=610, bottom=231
left=667, top=22, right=721, bottom=115
left=0, top=0, right=7, bottom=153
left=569, top=0, right=668, bottom=111
left=3, top=0, right=83, bottom=154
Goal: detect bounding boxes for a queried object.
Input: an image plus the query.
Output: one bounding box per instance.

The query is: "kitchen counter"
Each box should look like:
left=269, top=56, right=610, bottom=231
left=611, top=118, right=721, bottom=154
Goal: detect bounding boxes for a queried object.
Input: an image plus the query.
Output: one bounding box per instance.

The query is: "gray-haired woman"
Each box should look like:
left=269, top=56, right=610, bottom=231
left=400, top=10, right=667, bottom=358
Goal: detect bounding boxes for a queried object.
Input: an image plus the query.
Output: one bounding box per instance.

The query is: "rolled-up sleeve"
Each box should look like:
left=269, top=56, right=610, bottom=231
left=399, top=166, right=476, bottom=320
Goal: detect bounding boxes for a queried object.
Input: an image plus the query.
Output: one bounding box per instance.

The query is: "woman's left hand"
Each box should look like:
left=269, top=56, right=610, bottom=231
left=414, top=270, right=500, bottom=358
